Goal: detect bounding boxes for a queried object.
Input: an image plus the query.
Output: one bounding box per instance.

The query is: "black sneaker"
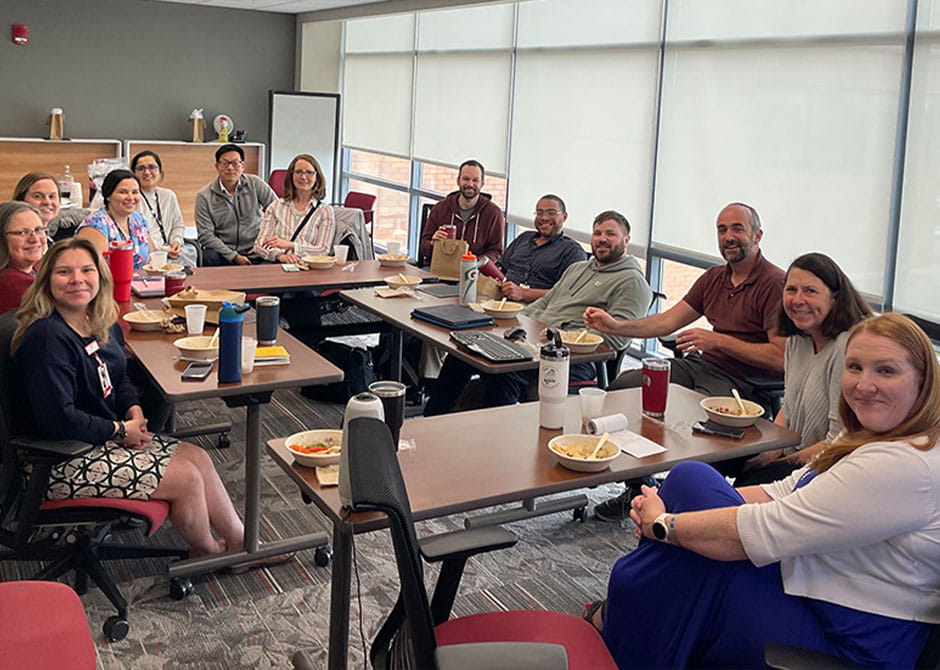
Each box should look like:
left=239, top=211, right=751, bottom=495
left=594, top=477, right=658, bottom=522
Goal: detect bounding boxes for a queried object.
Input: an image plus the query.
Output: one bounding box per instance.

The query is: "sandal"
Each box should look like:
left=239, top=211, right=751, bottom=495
left=226, top=551, right=296, bottom=575
left=581, top=599, right=606, bottom=633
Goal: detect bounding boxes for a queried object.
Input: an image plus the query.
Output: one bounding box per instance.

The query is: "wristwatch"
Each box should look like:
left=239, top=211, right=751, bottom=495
left=112, top=421, right=127, bottom=441
left=651, top=513, right=679, bottom=545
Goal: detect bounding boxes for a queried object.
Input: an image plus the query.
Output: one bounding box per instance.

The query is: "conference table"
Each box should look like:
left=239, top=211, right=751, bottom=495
left=266, top=384, right=800, bottom=669
left=339, top=286, right=616, bottom=380
left=119, top=303, right=343, bottom=576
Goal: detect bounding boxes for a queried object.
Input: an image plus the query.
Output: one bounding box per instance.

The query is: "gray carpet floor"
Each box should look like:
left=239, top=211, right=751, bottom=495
left=1, top=389, right=637, bottom=668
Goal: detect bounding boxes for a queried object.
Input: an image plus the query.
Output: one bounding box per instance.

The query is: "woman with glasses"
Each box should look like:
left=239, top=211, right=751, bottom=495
left=130, top=151, right=187, bottom=265
left=12, top=172, right=87, bottom=241
left=253, top=154, right=335, bottom=263
left=79, top=169, right=150, bottom=270
left=0, top=201, right=49, bottom=314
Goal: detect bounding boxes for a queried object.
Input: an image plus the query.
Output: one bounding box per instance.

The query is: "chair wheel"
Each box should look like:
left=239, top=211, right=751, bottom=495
left=169, top=577, right=194, bottom=600
left=301, top=492, right=312, bottom=505
left=217, top=433, right=231, bottom=449
left=104, top=615, right=129, bottom=642
left=573, top=507, right=587, bottom=522
left=314, top=546, right=332, bottom=567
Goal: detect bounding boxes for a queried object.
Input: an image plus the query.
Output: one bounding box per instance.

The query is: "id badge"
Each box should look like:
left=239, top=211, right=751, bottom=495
left=94, top=352, right=112, bottom=398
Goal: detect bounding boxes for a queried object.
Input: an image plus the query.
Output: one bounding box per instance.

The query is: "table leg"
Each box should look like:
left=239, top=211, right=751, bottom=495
left=390, top=329, right=403, bottom=382
left=328, top=520, right=353, bottom=670
left=244, top=402, right=262, bottom=553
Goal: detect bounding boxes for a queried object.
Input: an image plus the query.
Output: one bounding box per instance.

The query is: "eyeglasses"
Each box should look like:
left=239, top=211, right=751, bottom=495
left=291, top=169, right=317, bottom=178
left=134, top=164, right=160, bottom=173
left=218, top=159, right=245, bottom=168
left=5, top=226, right=48, bottom=238
left=535, top=209, right=562, bottom=217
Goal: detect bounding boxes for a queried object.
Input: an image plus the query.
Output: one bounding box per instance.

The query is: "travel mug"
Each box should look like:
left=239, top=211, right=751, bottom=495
left=641, top=358, right=671, bottom=419
left=256, top=296, right=280, bottom=346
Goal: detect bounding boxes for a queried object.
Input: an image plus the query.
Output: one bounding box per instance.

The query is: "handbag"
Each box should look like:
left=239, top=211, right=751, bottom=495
left=429, top=238, right=469, bottom=282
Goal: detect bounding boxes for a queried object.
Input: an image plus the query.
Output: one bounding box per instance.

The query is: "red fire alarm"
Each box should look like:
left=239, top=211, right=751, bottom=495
left=12, top=24, right=29, bottom=46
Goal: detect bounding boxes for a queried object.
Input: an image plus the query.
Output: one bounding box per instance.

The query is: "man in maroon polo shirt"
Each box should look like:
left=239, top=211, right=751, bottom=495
left=583, top=202, right=785, bottom=521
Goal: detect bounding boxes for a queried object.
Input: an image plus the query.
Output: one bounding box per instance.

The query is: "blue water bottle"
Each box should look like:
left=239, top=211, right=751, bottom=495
left=218, top=301, right=250, bottom=383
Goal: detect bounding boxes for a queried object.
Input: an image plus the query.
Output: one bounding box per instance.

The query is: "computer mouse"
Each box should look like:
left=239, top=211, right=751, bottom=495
left=503, top=326, right=527, bottom=340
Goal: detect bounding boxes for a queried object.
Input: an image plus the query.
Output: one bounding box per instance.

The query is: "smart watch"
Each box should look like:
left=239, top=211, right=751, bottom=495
left=651, top=513, right=670, bottom=541
left=112, top=421, right=127, bottom=441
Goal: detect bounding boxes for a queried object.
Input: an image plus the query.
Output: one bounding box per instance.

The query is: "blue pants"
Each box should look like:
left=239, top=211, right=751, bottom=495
left=602, top=461, right=928, bottom=669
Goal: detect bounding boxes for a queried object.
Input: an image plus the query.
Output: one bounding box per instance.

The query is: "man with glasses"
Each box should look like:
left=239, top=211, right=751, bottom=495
left=194, top=144, right=276, bottom=266
left=497, top=194, right=586, bottom=302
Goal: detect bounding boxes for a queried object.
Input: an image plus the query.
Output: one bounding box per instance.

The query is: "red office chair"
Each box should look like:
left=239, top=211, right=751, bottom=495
left=0, top=311, right=190, bottom=643
left=337, top=191, right=376, bottom=237
left=343, top=417, right=617, bottom=670
left=0, top=581, right=96, bottom=669
left=268, top=169, right=289, bottom=198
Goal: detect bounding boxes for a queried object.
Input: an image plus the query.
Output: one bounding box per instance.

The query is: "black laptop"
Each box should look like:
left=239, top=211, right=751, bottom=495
left=418, top=283, right=460, bottom=298
left=411, top=304, right=494, bottom=330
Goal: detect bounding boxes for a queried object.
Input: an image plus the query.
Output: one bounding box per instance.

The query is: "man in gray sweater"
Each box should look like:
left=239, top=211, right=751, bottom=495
left=424, top=210, right=652, bottom=415
left=194, top=144, right=276, bottom=266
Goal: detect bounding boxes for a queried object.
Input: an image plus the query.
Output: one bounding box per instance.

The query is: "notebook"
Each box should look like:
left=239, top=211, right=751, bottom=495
left=418, top=283, right=460, bottom=298
left=411, top=304, right=494, bottom=330
left=131, top=276, right=164, bottom=298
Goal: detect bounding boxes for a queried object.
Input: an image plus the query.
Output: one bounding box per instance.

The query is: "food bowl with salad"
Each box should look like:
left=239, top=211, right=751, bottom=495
left=547, top=434, right=620, bottom=472
left=285, top=429, right=343, bottom=467
left=700, top=397, right=765, bottom=428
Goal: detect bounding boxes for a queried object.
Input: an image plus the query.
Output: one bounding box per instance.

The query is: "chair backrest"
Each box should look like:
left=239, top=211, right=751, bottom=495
left=346, top=417, right=438, bottom=668
left=343, top=191, right=376, bottom=224
left=268, top=169, right=289, bottom=198
left=0, top=311, right=26, bottom=524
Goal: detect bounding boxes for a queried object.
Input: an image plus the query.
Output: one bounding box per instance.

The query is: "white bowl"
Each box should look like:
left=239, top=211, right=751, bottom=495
left=123, top=310, right=165, bottom=332
left=285, top=429, right=343, bottom=468
left=377, top=253, right=408, bottom=268
left=548, top=434, right=620, bottom=472
left=481, top=300, right=524, bottom=319
left=559, top=331, right=603, bottom=354
left=384, top=275, right=423, bottom=290
left=173, top=336, right=219, bottom=361
left=700, top=397, right=764, bottom=427
left=302, top=255, right=336, bottom=270
left=143, top=262, right=184, bottom=276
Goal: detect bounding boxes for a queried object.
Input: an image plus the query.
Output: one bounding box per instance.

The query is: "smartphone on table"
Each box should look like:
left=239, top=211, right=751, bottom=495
left=181, top=361, right=213, bottom=381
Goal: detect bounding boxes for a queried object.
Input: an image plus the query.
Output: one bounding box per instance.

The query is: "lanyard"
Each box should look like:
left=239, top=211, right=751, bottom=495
left=792, top=469, right=817, bottom=491
left=140, top=191, right=166, bottom=245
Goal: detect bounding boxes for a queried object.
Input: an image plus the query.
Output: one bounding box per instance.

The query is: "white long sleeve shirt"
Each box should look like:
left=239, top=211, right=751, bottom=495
left=253, top=199, right=335, bottom=262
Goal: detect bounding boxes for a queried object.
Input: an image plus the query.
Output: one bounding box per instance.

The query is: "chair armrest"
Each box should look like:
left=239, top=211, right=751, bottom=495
left=744, top=375, right=785, bottom=391
left=436, top=642, right=568, bottom=670
left=764, top=642, right=859, bottom=670
left=419, top=526, right=517, bottom=563
left=11, top=437, right=94, bottom=461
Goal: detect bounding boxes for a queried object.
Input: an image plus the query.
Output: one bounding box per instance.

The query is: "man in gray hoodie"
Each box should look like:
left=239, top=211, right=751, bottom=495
left=424, top=210, right=652, bottom=415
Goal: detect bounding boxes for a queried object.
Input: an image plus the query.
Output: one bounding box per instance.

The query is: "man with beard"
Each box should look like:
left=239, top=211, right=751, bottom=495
left=583, top=202, right=785, bottom=521
left=419, top=159, right=505, bottom=266
left=424, top=210, right=651, bottom=415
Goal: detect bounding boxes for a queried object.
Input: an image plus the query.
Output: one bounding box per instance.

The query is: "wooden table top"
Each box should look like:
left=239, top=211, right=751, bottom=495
left=340, top=287, right=615, bottom=374
left=187, top=260, right=437, bottom=294
left=119, top=302, right=343, bottom=402
left=267, top=384, right=800, bottom=531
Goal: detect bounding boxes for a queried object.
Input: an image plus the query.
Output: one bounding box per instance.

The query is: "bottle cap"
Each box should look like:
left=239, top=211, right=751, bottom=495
left=461, top=251, right=476, bottom=261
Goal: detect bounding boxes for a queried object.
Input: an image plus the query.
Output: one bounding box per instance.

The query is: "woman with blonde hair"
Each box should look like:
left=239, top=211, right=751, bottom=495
left=253, top=153, right=335, bottom=263
left=593, top=313, right=940, bottom=668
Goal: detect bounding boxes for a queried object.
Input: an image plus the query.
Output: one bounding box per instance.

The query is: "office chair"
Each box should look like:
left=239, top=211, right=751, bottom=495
left=336, top=191, right=376, bottom=238
left=0, top=311, right=191, bottom=642
left=342, top=416, right=617, bottom=670
left=0, top=580, right=96, bottom=669
left=268, top=169, right=289, bottom=198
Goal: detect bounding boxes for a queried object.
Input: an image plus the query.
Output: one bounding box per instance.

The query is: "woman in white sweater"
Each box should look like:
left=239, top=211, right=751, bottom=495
left=597, top=313, right=940, bottom=669
left=736, top=253, right=873, bottom=485
left=130, top=151, right=186, bottom=264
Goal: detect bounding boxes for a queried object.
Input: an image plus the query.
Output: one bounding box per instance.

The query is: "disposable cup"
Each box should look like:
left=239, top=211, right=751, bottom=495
left=579, top=387, right=607, bottom=423
left=333, top=245, right=349, bottom=264
left=184, top=304, right=207, bottom=336
left=241, top=337, right=258, bottom=374
left=386, top=241, right=401, bottom=255
left=149, top=250, right=168, bottom=270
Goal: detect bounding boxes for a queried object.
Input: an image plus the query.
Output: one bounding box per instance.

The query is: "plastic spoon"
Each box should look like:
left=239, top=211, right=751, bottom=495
left=498, top=297, right=507, bottom=310
left=588, top=432, right=610, bottom=459
left=574, top=329, right=588, bottom=343
left=209, top=329, right=220, bottom=347
left=731, top=388, right=747, bottom=416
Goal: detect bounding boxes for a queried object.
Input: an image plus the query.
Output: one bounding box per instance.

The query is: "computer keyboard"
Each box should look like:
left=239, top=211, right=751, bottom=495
left=450, top=330, right=534, bottom=363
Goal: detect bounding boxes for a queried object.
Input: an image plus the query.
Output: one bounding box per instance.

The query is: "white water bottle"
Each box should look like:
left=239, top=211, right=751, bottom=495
left=538, top=328, right=570, bottom=429
left=458, top=251, right=477, bottom=305
left=338, top=391, right=385, bottom=507
left=58, top=165, right=73, bottom=205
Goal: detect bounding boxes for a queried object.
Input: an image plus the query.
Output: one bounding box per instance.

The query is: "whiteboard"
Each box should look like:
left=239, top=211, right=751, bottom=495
left=268, top=91, right=341, bottom=201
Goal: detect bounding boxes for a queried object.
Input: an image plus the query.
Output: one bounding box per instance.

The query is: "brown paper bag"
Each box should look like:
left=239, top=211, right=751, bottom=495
left=429, top=238, right=469, bottom=282
left=47, top=112, right=64, bottom=140
left=476, top=275, right=502, bottom=301
left=188, top=117, right=205, bottom=143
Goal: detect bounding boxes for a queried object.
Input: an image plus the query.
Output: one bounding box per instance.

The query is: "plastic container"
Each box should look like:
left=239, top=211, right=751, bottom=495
left=105, top=240, right=133, bottom=302
left=538, top=328, right=570, bottom=429
left=218, top=301, right=250, bottom=384
left=59, top=165, right=72, bottom=204
left=458, top=251, right=478, bottom=305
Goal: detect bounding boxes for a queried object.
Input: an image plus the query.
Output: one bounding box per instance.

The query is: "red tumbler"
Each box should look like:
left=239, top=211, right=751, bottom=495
left=105, top=241, right=133, bottom=303
left=641, top=358, right=671, bottom=419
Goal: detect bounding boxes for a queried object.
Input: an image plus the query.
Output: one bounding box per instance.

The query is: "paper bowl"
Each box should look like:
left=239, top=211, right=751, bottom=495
left=302, top=255, right=336, bottom=270
left=143, top=262, right=184, bottom=276
left=378, top=253, right=408, bottom=268
left=548, top=434, right=620, bottom=472
left=285, top=429, right=343, bottom=468
left=560, top=331, right=603, bottom=354
left=481, top=300, right=524, bottom=319
left=384, top=275, right=423, bottom=290
left=173, top=336, right=219, bottom=361
left=123, top=310, right=165, bottom=332
left=700, top=397, right=764, bottom=427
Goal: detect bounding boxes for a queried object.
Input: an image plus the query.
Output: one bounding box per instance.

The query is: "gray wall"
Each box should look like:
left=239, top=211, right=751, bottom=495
left=0, top=0, right=295, bottom=141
